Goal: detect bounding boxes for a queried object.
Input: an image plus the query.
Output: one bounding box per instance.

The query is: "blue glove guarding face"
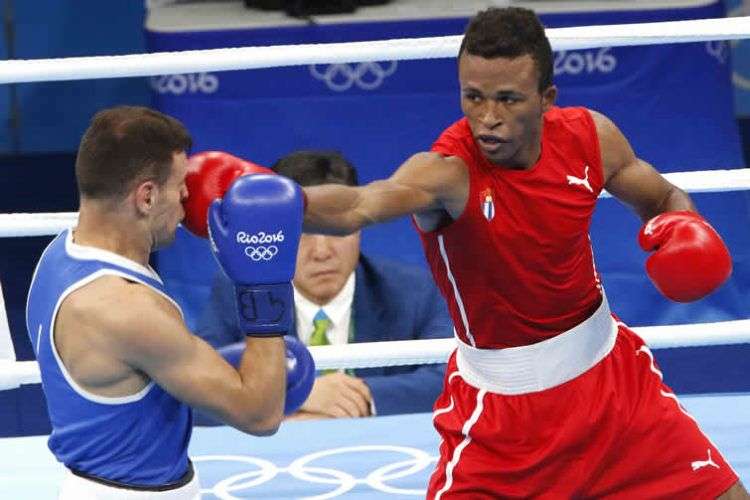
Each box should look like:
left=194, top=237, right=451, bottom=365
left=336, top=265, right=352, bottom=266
left=217, top=337, right=315, bottom=416
left=208, top=174, right=303, bottom=336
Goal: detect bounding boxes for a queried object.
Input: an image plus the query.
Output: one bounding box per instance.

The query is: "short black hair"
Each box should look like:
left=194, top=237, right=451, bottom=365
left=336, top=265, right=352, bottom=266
left=459, top=7, right=553, bottom=92
left=76, top=106, right=192, bottom=199
left=272, top=150, right=358, bottom=187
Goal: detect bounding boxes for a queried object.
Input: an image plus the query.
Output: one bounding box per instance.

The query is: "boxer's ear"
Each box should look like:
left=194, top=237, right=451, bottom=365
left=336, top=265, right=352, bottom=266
left=541, top=85, right=557, bottom=112
left=134, top=180, right=158, bottom=216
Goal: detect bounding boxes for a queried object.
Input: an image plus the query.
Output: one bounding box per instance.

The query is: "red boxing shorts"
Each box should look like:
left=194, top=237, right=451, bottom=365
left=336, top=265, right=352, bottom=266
left=428, top=301, right=739, bottom=499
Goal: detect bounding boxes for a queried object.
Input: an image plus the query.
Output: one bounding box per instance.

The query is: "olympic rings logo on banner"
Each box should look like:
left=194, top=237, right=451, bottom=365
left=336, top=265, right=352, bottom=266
left=309, top=62, right=398, bottom=92
left=244, top=245, right=278, bottom=261
left=194, top=445, right=437, bottom=499
left=728, top=2, right=750, bottom=90
left=706, top=41, right=729, bottom=65
left=149, top=73, right=219, bottom=95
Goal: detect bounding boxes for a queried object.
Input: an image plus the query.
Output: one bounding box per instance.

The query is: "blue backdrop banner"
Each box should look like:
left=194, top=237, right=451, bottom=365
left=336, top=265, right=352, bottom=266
left=147, top=1, right=748, bottom=331
left=726, top=0, right=750, bottom=116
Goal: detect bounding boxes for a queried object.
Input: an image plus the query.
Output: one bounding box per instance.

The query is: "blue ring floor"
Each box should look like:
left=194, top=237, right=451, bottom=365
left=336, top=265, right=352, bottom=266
left=1, top=392, right=747, bottom=498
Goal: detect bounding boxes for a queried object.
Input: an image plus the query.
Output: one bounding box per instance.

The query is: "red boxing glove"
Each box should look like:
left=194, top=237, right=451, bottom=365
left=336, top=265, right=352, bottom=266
left=182, top=151, right=273, bottom=238
left=638, top=211, right=732, bottom=302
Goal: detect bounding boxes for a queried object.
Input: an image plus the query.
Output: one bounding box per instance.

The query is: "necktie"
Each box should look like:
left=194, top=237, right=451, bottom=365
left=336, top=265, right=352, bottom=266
left=309, top=309, right=331, bottom=347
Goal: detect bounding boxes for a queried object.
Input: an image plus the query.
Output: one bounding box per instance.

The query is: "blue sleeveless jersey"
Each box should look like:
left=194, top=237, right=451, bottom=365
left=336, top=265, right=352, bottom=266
left=25, top=230, right=192, bottom=486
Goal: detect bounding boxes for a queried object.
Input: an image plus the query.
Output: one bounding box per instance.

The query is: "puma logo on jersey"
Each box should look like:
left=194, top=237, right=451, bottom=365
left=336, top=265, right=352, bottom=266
left=480, top=188, right=495, bottom=221
left=691, top=449, right=720, bottom=471
left=566, top=166, right=593, bottom=193
left=643, top=217, right=656, bottom=236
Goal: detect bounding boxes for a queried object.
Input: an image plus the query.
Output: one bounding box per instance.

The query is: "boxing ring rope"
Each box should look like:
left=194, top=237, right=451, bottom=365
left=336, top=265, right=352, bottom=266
left=0, top=17, right=748, bottom=84
left=1, top=168, right=749, bottom=389
left=1, top=17, right=750, bottom=391
left=2, top=318, right=750, bottom=391
left=1, top=168, right=748, bottom=238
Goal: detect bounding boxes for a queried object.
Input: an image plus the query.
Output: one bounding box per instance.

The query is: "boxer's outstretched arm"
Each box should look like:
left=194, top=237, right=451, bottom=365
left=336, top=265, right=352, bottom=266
left=593, top=109, right=695, bottom=221
left=89, top=279, right=286, bottom=436
left=303, top=152, right=468, bottom=235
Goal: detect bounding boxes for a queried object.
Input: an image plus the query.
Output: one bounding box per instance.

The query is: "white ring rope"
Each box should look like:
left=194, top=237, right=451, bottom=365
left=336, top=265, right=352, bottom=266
left=2, top=319, right=749, bottom=390
left=0, top=212, right=78, bottom=238
left=0, top=17, right=748, bottom=84
left=313, top=319, right=750, bottom=369
left=1, top=18, right=749, bottom=392
left=0, top=168, right=747, bottom=238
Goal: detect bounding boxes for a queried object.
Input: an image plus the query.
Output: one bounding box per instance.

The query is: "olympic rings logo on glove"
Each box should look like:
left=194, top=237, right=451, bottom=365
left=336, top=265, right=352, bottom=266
left=309, top=62, right=398, bottom=92
left=244, top=245, right=278, bottom=261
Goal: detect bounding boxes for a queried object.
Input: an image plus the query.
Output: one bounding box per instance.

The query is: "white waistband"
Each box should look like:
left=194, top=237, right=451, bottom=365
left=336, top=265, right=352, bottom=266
left=456, top=294, right=617, bottom=395
left=58, top=469, right=200, bottom=500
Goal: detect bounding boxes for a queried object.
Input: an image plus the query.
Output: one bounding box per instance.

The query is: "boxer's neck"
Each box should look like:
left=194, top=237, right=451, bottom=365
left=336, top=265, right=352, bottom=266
left=75, top=199, right=151, bottom=267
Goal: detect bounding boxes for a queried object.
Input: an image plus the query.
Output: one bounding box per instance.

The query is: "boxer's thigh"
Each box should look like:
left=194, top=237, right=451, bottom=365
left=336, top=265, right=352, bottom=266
left=428, top=347, right=631, bottom=499
left=587, top=326, right=739, bottom=499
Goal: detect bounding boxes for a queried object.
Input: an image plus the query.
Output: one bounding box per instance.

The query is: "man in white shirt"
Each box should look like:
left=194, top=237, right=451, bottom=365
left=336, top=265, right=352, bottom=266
left=196, top=150, right=453, bottom=418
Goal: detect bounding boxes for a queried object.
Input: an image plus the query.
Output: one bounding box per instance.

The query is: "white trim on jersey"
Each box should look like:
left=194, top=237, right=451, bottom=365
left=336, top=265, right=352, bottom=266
left=432, top=371, right=463, bottom=419
left=433, top=388, right=487, bottom=500
left=25, top=231, right=63, bottom=345
left=35, top=324, right=42, bottom=358
left=588, top=234, right=603, bottom=293
left=635, top=344, right=740, bottom=478
left=49, top=270, right=156, bottom=405
left=636, top=345, right=692, bottom=414
left=437, top=235, right=476, bottom=346
left=65, top=230, right=162, bottom=282
left=45, top=262, right=184, bottom=405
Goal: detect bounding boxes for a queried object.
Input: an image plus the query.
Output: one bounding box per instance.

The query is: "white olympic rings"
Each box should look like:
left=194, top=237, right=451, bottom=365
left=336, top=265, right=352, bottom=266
left=309, top=61, right=398, bottom=92
left=243, top=245, right=278, bottom=261
left=194, top=445, right=437, bottom=499
left=706, top=40, right=729, bottom=64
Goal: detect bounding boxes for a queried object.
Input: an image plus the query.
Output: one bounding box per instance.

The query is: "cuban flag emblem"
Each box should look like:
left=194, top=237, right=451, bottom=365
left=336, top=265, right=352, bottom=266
left=480, top=188, right=495, bottom=221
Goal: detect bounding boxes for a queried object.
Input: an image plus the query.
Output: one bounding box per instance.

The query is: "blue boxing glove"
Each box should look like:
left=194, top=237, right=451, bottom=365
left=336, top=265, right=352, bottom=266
left=208, top=174, right=303, bottom=336
left=283, top=335, right=315, bottom=415
left=217, top=336, right=315, bottom=416
left=216, top=342, right=244, bottom=367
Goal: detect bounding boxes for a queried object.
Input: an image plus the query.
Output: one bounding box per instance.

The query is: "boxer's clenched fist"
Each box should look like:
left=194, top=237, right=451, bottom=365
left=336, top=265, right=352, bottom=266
left=638, top=211, right=732, bottom=302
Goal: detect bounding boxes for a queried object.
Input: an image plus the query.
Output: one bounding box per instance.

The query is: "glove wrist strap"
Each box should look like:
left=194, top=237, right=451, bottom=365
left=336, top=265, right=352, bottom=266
left=234, top=283, right=293, bottom=337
